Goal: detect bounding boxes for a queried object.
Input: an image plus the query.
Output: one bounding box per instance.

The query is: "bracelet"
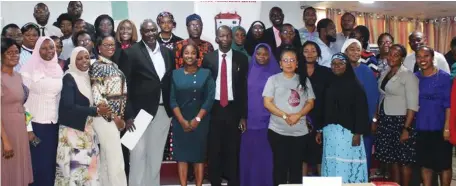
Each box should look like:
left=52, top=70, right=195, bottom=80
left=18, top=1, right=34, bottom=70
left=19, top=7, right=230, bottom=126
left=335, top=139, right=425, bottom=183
left=445, top=129, right=450, bottom=132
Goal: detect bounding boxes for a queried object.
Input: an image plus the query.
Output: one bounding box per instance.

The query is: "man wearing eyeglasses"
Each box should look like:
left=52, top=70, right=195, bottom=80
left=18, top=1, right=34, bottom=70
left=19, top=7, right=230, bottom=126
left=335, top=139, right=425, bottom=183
left=173, top=14, right=214, bottom=69
left=274, top=24, right=301, bottom=62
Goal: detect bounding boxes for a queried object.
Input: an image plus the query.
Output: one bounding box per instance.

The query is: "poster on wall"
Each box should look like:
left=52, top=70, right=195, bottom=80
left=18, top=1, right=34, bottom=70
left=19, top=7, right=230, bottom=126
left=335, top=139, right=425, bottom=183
left=214, top=12, right=242, bottom=32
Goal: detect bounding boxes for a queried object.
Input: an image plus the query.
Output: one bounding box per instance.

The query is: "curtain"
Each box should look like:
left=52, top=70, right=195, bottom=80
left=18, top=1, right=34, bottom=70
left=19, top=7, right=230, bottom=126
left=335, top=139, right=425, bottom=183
left=423, top=17, right=456, bottom=53
left=326, top=9, right=386, bottom=47
left=386, top=16, right=422, bottom=54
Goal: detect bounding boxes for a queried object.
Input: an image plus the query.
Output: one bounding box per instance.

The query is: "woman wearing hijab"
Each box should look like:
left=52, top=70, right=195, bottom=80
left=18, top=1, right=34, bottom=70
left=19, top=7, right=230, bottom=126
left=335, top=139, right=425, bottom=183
left=20, top=36, right=63, bottom=186
left=231, top=26, right=250, bottom=61
left=157, top=11, right=183, bottom=50
left=54, top=47, right=111, bottom=185
left=240, top=43, right=280, bottom=186
left=315, top=53, right=370, bottom=183
left=245, top=21, right=266, bottom=56
left=341, top=38, right=379, bottom=172
left=1, top=38, right=33, bottom=186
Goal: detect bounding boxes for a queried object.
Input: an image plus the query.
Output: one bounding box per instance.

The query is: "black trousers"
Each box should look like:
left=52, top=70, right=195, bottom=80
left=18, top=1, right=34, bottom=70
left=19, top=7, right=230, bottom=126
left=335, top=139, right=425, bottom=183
left=268, top=129, right=305, bottom=186
left=208, top=101, right=241, bottom=186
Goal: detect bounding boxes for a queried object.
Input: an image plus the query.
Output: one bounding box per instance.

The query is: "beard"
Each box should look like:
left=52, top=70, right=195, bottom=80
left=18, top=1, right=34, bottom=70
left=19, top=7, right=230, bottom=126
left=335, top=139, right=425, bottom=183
left=327, top=35, right=336, bottom=42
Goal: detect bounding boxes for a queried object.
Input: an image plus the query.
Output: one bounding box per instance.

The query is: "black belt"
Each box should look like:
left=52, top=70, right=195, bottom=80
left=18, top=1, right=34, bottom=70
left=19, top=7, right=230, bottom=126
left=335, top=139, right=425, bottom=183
left=159, top=103, right=165, bottom=106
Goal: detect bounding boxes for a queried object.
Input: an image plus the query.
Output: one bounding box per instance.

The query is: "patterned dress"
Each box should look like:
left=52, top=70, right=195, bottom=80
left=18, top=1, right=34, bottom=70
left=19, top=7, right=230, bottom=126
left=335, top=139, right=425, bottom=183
left=54, top=117, right=99, bottom=186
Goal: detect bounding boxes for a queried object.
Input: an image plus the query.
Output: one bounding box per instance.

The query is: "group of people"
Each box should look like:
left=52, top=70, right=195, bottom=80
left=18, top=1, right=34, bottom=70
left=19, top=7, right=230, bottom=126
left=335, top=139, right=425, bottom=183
left=2, top=1, right=456, bottom=186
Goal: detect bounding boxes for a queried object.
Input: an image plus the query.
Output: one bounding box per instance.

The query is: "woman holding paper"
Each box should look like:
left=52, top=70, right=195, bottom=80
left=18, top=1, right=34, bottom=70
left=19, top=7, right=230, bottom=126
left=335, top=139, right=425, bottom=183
left=89, top=35, right=128, bottom=186
left=170, top=43, right=215, bottom=186
left=54, top=47, right=111, bottom=185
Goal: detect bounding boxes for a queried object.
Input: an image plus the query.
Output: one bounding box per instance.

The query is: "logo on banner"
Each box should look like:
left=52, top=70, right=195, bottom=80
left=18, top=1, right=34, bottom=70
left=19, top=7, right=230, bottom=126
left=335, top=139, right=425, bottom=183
left=214, top=12, right=242, bottom=32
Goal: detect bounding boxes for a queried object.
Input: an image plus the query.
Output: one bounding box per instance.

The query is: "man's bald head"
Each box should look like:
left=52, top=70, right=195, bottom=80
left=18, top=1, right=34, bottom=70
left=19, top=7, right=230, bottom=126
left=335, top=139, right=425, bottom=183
left=216, top=25, right=231, bottom=37
left=409, top=31, right=425, bottom=52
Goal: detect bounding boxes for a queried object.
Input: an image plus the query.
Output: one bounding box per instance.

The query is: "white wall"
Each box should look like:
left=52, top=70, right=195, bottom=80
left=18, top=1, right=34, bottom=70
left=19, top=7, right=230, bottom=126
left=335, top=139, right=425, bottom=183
left=1, top=1, right=306, bottom=48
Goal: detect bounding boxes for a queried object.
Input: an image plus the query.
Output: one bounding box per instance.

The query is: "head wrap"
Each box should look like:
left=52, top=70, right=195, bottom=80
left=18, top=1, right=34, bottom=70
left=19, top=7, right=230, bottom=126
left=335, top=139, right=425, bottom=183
left=245, top=20, right=266, bottom=56
left=331, top=52, right=348, bottom=64
left=340, top=38, right=362, bottom=53
left=231, top=26, right=249, bottom=58
left=66, top=47, right=93, bottom=105
left=157, top=11, right=176, bottom=27
left=186, top=14, right=202, bottom=26
left=20, top=36, right=63, bottom=82
left=247, top=43, right=281, bottom=129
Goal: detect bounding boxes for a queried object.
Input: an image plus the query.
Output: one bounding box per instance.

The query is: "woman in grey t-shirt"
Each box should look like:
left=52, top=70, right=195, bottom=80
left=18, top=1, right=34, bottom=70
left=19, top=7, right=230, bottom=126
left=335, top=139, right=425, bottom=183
left=263, top=47, right=315, bottom=185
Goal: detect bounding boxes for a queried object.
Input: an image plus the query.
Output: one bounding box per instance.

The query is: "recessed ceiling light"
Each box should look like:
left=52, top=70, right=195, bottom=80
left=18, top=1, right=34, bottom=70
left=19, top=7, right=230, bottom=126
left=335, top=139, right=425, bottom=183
left=359, top=0, right=375, bottom=4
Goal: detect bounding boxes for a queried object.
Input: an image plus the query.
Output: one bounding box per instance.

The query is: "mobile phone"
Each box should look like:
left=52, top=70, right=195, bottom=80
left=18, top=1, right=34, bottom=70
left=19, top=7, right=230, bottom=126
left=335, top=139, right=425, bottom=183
left=30, top=137, right=41, bottom=147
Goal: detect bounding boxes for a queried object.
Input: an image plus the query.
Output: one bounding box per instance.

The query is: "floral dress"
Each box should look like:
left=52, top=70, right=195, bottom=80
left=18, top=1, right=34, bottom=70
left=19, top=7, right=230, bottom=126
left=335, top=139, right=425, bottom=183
left=54, top=117, right=99, bottom=186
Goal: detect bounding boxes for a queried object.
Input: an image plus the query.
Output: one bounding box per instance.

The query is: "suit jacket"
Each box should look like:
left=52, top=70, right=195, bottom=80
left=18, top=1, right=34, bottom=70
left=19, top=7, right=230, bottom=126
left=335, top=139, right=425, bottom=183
left=113, top=41, right=137, bottom=65
left=378, top=65, right=419, bottom=115
left=58, top=74, right=97, bottom=131
left=202, top=49, right=248, bottom=119
left=264, top=26, right=302, bottom=57
left=119, top=41, right=175, bottom=120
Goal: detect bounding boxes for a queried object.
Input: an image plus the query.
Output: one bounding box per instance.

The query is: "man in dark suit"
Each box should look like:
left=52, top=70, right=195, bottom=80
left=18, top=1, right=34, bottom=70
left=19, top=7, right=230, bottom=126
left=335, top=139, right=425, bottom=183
left=119, top=19, right=175, bottom=186
left=264, top=7, right=302, bottom=56
left=202, top=25, right=248, bottom=186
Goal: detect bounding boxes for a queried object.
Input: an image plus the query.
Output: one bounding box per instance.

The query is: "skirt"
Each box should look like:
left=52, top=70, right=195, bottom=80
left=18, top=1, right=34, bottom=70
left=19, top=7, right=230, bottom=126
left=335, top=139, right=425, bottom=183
left=416, top=131, right=453, bottom=171
left=54, top=117, right=99, bottom=186
left=374, top=103, right=417, bottom=165
left=322, top=124, right=368, bottom=184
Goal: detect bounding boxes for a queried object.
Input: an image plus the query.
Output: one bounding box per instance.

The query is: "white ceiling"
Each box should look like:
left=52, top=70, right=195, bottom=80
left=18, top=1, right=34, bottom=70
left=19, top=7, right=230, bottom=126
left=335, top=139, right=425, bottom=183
left=300, top=1, right=456, bottom=19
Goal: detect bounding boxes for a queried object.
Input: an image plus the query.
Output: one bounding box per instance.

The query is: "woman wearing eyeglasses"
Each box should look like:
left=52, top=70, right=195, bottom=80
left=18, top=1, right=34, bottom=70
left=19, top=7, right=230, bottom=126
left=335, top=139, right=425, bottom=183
left=89, top=35, right=128, bottom=186
left=263, top=47, right=315, bottom=185
left=244, top=21, right=266, bottom=56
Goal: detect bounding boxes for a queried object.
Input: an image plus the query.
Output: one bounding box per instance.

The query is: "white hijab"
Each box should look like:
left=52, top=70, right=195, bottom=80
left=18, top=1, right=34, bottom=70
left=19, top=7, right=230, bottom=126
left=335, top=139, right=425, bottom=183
left=340, top=38, right=362, bottom=53
left=66, top=47, right=94, bottom=105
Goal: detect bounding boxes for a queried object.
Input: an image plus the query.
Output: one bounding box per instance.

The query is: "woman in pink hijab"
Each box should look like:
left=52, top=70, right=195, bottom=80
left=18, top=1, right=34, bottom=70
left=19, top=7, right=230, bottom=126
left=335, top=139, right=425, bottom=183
left=20, top=36, right=63, bottom=186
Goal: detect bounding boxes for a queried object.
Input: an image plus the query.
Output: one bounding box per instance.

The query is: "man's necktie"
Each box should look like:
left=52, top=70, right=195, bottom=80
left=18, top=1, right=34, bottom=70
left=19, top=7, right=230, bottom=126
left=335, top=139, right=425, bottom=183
left=220, top=54, right=228, bottom=107
left=40, top=27, right=45, bottom=36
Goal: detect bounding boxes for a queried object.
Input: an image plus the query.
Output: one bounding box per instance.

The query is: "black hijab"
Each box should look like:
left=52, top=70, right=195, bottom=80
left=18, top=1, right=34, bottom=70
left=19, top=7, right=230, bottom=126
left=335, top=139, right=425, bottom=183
left=245, top=20, right=266, bottom=56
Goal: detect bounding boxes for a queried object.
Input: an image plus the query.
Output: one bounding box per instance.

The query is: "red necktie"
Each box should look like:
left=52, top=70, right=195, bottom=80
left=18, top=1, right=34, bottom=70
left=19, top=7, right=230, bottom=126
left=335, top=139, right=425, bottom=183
left=220, top=54, right=228, bottom=107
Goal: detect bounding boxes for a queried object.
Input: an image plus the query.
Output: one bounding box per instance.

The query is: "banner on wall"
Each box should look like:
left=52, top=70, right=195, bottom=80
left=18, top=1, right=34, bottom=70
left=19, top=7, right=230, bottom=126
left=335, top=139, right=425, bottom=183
left=214, top=12, right=242, bottom=32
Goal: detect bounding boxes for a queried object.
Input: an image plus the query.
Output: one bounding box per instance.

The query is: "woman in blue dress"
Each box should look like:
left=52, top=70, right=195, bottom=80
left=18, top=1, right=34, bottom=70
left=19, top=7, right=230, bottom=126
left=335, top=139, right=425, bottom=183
left=170, top=43, right=215, bottom=186
left=316, top=53, right=370, bottom=183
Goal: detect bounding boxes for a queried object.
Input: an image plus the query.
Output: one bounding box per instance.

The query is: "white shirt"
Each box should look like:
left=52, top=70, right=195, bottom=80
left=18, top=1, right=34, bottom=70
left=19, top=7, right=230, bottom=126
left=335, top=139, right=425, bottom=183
left=22, top=73, right=63, bottom=124
left=37, top=24, right=63, bottom=37
left=403, top=51, right=450, bottom=73
left=333, top=32, right=349, bottom=53
left=315, top=37, right=338, bottom=68
left=215, top=49, right=234, bottom=101
left=60, top=37, right=74, bottom=60
left=144, top=41, right=166, bottom=103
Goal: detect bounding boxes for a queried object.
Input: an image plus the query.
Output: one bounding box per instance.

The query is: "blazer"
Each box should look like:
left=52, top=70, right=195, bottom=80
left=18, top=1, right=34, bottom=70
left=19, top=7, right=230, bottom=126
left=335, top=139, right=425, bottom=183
left=378, top=65, right=419, bottom=115
left=202, top=49, right=248, bottom=119
left=264, top=26, right=302, bottom=56
left=58, top=74, right=97, bottom=131
left=119, top=41, right=175, bottom=120
left=112, top=41, right=138, bottom=65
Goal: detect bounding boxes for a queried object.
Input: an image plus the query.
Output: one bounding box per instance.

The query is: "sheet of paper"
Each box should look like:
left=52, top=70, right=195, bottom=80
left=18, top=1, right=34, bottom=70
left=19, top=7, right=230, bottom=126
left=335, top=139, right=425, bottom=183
left=302, top=177, right=342, bottom=186
left=121, top=109, right=153, bottom=150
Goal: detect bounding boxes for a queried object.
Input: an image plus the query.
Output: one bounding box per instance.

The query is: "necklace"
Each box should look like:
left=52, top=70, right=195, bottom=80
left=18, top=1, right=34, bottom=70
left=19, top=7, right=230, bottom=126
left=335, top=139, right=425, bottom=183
left=159, top=33, right=173, bottom=43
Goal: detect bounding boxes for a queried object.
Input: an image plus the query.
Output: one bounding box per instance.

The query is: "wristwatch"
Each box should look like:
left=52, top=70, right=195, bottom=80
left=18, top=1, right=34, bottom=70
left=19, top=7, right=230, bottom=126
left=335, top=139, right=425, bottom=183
left=282, top=114, right=288, bottom=120
left=372, top=117, right=378, bottom=122
left=195, top=117, right=201, bottom=122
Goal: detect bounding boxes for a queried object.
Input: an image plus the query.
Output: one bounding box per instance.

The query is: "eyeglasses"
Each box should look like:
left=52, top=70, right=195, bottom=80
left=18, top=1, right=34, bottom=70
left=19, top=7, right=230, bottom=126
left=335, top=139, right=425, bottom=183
left=281, top=30, right=295, bottom=36
left=78, top=39, right=91, bottom=45
left=102, top=43, right=115, bottom=48
left=4, top=50, right=20, bottom=57
left=331, top=62, right=346, bottom=67
left=281, top=58, right=297, bottom=64
left=380, top=41, right=392, bottom=45
left=253, top=28, right=264, bottom=32
left=188, top=24, right=201, bottom=29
